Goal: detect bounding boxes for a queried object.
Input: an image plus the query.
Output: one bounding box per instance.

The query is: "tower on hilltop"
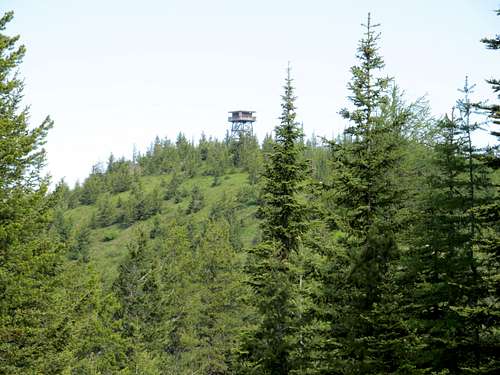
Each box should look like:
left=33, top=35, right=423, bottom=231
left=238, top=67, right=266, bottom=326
left=228, top=110, right=256, bottom=138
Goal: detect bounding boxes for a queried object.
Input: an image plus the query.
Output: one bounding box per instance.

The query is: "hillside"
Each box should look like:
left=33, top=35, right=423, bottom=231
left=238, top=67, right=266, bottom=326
left=63, top=170, right=260, bottom=287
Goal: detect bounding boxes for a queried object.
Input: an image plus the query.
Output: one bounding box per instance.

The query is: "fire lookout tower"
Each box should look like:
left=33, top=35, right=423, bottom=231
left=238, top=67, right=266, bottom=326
left=228, top=110, right=256, bottom=138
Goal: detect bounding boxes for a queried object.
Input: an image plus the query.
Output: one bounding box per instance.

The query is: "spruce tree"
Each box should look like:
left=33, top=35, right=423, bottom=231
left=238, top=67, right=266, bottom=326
left=476, top=20, right=500, bottom=364
left=113, top=225, right=166, bottom=372
left=62, top=265, right=131, bottom=374
left=80, top=163, right=106, bottom=205
left=0, top=11, right=69, bottom=373
left=68, top=222, right=91, bottom=262
left=387, top=75, right=500, bottom=374
left=326, top=13, right=406, bottom=373
left=259, top=64, right=308, bottom=255
left=395, top=109, right=496, bottom=373
left=183, top=219, right=251, bottom=374
left=456, top=78, right=500, bottom=373
left=93, top=192, right=117, bottom=227
left=478, top=8, right=500, bottom=131
left=242, top=64, right=308, bottom=374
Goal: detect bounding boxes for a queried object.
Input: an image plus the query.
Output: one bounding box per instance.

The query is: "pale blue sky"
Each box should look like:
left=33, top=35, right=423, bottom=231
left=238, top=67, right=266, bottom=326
left=3, top=0, right=499, bottom=185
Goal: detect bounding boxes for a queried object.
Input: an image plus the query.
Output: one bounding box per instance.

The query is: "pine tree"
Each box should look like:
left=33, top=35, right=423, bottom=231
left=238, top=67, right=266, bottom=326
left=51, top=178, right=73, bottom=209
left=0, top=11, right=69, bottom=372
left=113, top=225, right=165, bottom=372
left=164, top=170, right=184, bottom=202
left=51, top=207, right=73, bottom=243
left=186, top=185, right=204, bottom=214
left=242, top=64, right=308, bottom=374
left=68, top=222, right=92, bottom=262
left=394, top=109, right=494, bottom=373
left=184, top=219, right=251, bottom=374
left=475, top=18, right=500, bottom=360
left=80, top=163, right=106, bottom=205
left=458, top=77, right=500, bottom=372
left=62, top=265, right=131, bottom=374
left=92, top=192, right=117, bottom=227
left=106, top=156, right=134, bottom=193
left=478, top=8, right=500, bottom=131
left=325, top=13, right=406, bottom=373
left=259, top=65, right=308, bottom=255
left=120, top=181, right=162, bottom=225
left=475, top=20, right=500, bottom=368
left=456, top=78, right=500, bottom=373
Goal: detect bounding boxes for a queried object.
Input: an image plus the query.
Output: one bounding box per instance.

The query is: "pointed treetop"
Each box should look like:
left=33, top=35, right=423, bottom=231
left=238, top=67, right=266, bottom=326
left=341, top=13, right=390, bottom=126
left=279, top=62, right=298, bottom=130
left=356, top=12, right=384, bottom=69
left=457, top=76, right=477, bottom=116
left=480, top=8, right=500, bottom=50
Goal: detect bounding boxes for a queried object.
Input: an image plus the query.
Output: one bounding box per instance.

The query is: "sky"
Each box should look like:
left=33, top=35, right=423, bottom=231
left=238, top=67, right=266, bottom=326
left=2, top=0, right=499, bottom=186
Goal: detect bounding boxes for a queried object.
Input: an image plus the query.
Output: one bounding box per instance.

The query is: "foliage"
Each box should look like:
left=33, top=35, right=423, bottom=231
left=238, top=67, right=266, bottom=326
left=3, top=8, right=500, bottom=375
left=0, top=12, right=69, bottom=372
left=324, top=13, right=409, bottom=373
left=242, top=65, right=310, bottom=374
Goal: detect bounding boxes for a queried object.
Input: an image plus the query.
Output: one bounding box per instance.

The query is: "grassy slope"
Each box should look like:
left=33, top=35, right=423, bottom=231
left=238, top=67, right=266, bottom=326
left=67, top=162, right=498, bottom=288
left=66, top=171, right=259, bottom=287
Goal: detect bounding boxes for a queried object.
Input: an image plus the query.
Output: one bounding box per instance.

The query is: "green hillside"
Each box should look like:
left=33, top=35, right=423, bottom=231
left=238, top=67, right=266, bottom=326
left=64, top=171, right=260, bottom=287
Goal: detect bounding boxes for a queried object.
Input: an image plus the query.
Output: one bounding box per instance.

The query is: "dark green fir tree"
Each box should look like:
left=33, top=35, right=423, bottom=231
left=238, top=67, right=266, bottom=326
left=0, top=11, right=67, bottom=373
left=478, top=8, right=500, bottom=131
left=242, top=64, right=309, bottom=374
left=325, top=13, right=406, bottom=373
left=396, top=100, right=498, bottom=373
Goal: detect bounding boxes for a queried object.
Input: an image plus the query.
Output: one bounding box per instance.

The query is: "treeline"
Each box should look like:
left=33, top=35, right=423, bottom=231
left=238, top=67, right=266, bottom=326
left=1, top=9, right=499, bottom=375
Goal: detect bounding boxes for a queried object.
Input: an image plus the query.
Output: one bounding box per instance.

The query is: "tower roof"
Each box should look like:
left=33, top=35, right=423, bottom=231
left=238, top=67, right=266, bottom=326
left=228, top=110, right=256, bottom=123
left=228, top=110, right=255, bottom=114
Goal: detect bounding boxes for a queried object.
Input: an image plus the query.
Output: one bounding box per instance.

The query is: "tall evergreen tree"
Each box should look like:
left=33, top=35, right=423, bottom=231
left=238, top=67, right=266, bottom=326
left=242, top=64, right=308, bottom=374
left=62, top=265, right=131, bottom=374
left=259, top=64, right=308, bottom=255
left=183, top=219, right=251, bottom=374
left=395, top=108, right=497, bottom=373
left=113, top=225, right=166, bottom=372
left=0, top=11, right=69, bottom=373
left=325, top=13, right=406, bottom=373
left=475, top=9, right=500, bottom=369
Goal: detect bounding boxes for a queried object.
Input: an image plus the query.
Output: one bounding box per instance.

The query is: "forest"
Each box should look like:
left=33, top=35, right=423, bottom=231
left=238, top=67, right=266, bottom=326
left=1, top=7, right=499, bottom=375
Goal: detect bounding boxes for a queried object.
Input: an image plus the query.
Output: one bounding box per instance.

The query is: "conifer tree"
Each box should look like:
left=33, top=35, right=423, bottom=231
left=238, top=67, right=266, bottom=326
left=51, top=207, right=73, bottom=243
left=113, top=225, right=166, bottom=371
left=186, top=185, right=204, bottom=214
left=184, top=219, right=251, bottom=374
left=68, top=222, right=91, bottom=262
left=478, top=8, right=500, bottom=131
left=80, top=163, right=106, bottom=205
left=458, top=77, right=500, bottom=372
left=0, top=11, right=69, bottom=372
left=93, top=192, right=117, bottom=227
left=326, top=13, right=406, bottom=373
left=106, top=156, right=134, bottom=193
left=259, top=65, right=308, bottom=255
left=383, top=75, right=500, bottom=374
left=51, top=178, right=73, bottom=209
left=62, top=265, right=131, bottom=374
left=476, top=21, right=500, bottom=362
left=395, top=108, right=497, bottom=373
left=242, top=64, right=308, bottom=374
